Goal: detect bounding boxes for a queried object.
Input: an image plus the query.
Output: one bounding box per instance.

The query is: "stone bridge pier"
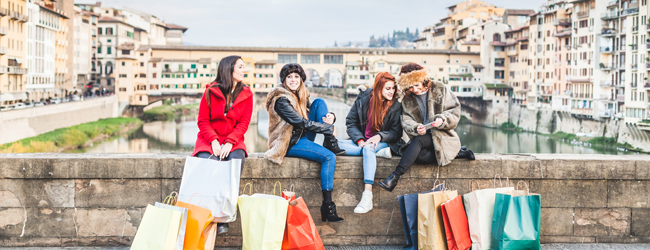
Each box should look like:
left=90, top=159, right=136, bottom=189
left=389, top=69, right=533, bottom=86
left=0, top=153, right=649, bottom=247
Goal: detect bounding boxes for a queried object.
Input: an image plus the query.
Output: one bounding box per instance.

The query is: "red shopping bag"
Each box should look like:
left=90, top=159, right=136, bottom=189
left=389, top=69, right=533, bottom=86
left=441, top=196, right=472, bottom=250
left=281, top=189, right=325, bottom=250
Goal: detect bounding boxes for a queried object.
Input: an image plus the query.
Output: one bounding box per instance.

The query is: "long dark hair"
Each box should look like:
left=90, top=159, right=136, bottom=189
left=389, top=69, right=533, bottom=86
left=207, top=55, right=244, bottom=112
left=369, top=72, right=396, bottom=131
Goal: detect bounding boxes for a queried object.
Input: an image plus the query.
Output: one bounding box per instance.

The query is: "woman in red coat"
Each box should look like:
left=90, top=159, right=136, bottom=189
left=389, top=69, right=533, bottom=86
left=192, top=55, right=253, bottom=234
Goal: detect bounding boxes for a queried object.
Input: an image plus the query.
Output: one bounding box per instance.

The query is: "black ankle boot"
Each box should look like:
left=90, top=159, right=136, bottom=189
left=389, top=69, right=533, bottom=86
left=323, top=135, right=346, bottom=155
left=378, top=172, right=401, bottom=192
left=321, top=201, right=344, bottom=222
left=456, top=149, right=475, bottom=160
left=216, top=223, right=228, bottom=234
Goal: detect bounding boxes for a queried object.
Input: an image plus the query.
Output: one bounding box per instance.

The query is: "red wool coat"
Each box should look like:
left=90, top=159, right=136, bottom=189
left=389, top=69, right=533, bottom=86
left=192, top=83, right=253, bottom=157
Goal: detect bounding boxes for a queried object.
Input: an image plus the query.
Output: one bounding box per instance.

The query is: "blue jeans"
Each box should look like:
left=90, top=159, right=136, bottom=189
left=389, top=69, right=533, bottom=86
left=338, top=139, right=388, bottom=185
left=286, top=99, right=335, bottom=191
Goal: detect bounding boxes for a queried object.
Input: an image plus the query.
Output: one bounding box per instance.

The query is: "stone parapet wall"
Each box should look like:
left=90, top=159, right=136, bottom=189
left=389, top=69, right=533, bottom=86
left=0, top=153, right=649, bottom=247
left=0, top=96, right=119, bottom=145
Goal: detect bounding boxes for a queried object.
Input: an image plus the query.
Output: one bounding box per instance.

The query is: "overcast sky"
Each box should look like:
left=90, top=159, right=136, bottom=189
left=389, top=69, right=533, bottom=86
left=76, top=0, right=546, bottom=47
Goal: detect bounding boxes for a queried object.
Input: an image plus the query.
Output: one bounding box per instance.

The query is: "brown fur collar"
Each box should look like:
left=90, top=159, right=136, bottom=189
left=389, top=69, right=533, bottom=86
left=397, top=69, right=429, bottom=94
left=264, top=87, right=297, bottom=165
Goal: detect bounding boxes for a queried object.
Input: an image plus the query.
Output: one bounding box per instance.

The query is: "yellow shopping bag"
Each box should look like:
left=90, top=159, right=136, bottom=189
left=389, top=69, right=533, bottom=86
left=238, top=182, right=289, bottom=250
left=418, top=181, right=458, bottom=250
left=131, top=204, right=182, bottom=250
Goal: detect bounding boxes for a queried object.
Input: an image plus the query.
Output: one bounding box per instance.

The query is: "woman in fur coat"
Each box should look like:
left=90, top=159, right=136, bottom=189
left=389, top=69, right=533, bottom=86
left=193, top=55, right=253, bottom=234
left=339, top=72, right=404, bottom=213
left=265, top=63, right=346, bottom=222
left=378, top=63, right=474, bottom=192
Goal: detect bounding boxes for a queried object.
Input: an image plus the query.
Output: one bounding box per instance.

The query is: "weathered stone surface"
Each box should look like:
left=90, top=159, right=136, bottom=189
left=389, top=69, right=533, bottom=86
left=366, top=235, right=407, bottom=245
left=74, top=179, right=161, bottom=208
left=541, top=208, right=574, bottom=236
left=632, top=209, right=650, bottom=236
left=607, top=180, right=650, bottom=208
left=602, top=160, right=637, bottom=179
left=377, top=177, right=425, bottom=208
left=638, top=160, right=650, bottom=180
left=500, top=155, right=540, bottom=179
left=291, top=178, right=327, bottom=207
left=214, top=236, right=243, bottom=247
left=530, top=180, right=607, bottom=208
left=574, top=208, right=631, bottom=237
left=7, top=208, right=77, bottom=238
left=75, top=208, right=140, bottom=237
left=245, top=156, right=297, bottom=179
left=2, top=236, right=62, bottom=247
left=320, top=235, right=366, bottom=245
left=160, top=157, right=184, bottom=178
left=0, top=208, right=25, bottom=234
left=540, top=236, right=595, bottom=243
left=311, top=206, right=403, bottom=236
left=0, top=179, right=74, bottom=207
left=595, top=236, right=650, bottom=243
left=433, top=154, right=502, bottom=179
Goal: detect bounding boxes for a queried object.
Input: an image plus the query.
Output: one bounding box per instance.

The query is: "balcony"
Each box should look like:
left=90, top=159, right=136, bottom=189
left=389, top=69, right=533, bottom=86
left=0, top=46, right=6, bottom=55
left=577, top=11, right=589, bottom=18
left=0, top=27, right=5, bottom=36
left=0, top=66, right=8, bottom=74
left=507, top=49, right=518, bottom=56
left=600, top=94, right=616, bottom=101
left=644, top=83, right=650, bottom=89
left=621, top=8, right=639, bottom=16
left=554, top=18, right=571, bottom=26
left=599, top=63, right=613, bottom=70
left=631, top=44, right=638, bottom=51
left=601, top=29, right=617, bottom=37
left=600, top=109, right=616, bottom=117
left=18, top=14, right=28, bottom=23
left=600, top=47, right=613, bottom=54
left=601, top=12, right=618, bottom=19
left=617, top=94, right=625, bottom=102
left=494, top=63, right=504, bottom=67
left=633, top=26, right=639, bottom=33
left=647, top=62, right=650, bottom=69
left=565, top=44, right=571, bottom=51
left=9, top=66, right=27, bottom=74
left=9, top=11, right=18, bottom=20
left=0, top=8, right=7, bottom=17
left=632, top=63, right=638, bottom=71
left=600, top=81, right=615, bottom=87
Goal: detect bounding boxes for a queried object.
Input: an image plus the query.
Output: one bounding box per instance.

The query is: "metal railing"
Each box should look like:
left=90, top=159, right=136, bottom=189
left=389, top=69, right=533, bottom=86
left=617, top=94, right=625, bottom=102
left=9, top=66, right=27, bottom=74
left=577, top=11, right=589, bottom=18
left=600, top=81, right=614, bottom=87
left=599, top=63, right=612, bottom=70
left=600, top=47, right=613, bottom=53
left=633, top=26, right=639, bottom=33
left=621, top=8, right=639, bottom=16
left=601, top=12, right=618, bottom=19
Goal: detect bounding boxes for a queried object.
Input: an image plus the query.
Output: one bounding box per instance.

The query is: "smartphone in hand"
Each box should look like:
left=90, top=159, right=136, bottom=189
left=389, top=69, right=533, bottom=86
left=422, top=122, right=436, bottom=130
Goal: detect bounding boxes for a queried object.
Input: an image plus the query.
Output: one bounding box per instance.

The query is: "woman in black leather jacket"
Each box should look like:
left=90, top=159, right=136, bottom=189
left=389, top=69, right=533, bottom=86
left=265, top=63, right=345, bottom=222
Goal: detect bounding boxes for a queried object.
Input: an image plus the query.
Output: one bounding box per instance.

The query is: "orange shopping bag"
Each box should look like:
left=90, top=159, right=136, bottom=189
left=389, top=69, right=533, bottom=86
left=176, top=194, right=213, bottom=250
left=281, top=186, right=325, bottom=250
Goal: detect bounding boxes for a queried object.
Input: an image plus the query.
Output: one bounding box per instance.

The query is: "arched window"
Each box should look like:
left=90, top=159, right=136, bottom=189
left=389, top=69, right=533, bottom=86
left=105, top=61, right=113, bottom=75
left=97, top=61, right=103, bottom=75
left=493, top=34, right=501, bottom=42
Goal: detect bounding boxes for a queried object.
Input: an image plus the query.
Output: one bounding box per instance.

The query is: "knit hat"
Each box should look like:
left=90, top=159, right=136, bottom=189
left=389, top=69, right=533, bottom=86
left=280, top=63, right=307, bottom=84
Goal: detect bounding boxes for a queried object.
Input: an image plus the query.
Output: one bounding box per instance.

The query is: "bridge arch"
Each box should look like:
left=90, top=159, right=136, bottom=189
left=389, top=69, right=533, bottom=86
left=323, top=68, right=343, bottom=88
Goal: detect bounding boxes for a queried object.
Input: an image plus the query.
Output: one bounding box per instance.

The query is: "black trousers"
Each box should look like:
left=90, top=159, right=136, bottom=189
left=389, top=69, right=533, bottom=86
left=394, top=134, right=437, bottom=175
left=196, top=150, right=246, bottom=174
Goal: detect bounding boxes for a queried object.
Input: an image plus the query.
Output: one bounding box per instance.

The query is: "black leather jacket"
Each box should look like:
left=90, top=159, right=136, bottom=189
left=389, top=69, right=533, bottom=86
left=346, top=88, right=404, bottom=155
left=274, top=97, right=334, bottom=147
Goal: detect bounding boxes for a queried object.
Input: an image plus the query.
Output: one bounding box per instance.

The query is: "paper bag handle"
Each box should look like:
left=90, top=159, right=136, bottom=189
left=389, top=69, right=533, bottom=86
left=241, top=183, right=253, bottom=195
left=284, top=184, right=294, bottom=192
left=273, top=181, right=281, bottom=196
left=208, top=154, right=219, bottom=160
left=188, top=193, right=203, bottom=205
left=163, top=191, right=178, bottom=205
left=516, top=181, right=530, bottom=195
left=494, top=174, right=503, bottom=188
left=469, top=180, right=481, bottom=192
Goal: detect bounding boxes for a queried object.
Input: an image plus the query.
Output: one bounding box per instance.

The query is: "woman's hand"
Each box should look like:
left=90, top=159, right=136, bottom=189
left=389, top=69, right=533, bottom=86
left=211, top=140, right=221, bottom=157
left=357, top=140, right=367, bottom=148
left=432, top=117, right=443, bottom=128
left=322, top=113, right=335, bottom=125
left=366, top=135, right=381, bottom=149
left=220, top=143, right=233, bottom=159
left=417, top=124, right=426, bottom=135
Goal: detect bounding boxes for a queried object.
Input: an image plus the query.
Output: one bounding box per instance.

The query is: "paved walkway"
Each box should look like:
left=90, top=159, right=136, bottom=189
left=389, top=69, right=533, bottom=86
left=5, top=244, right=650, bottom=250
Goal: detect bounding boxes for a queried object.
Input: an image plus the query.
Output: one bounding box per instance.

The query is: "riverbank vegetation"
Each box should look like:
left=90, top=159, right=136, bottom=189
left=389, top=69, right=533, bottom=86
left=499, top=122, right=523, bottom=132
left=141, top=103, right=199, bottom=122
left=0, top=118, right=142, bottom=153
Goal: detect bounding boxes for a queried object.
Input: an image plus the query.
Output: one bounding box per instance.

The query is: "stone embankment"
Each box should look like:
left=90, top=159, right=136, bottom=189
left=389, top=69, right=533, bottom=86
left=0, top=153, right=649, bottom=247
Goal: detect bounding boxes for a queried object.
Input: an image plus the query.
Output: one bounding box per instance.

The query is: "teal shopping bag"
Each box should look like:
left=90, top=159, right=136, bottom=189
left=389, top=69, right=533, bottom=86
left=490, top=186, right=541, bottom=250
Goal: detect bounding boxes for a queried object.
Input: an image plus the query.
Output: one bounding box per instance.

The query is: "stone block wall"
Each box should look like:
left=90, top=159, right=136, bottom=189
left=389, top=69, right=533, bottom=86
left=0, top=96, right=119, bottom=145
left=0, top=153, right=649, bottom=247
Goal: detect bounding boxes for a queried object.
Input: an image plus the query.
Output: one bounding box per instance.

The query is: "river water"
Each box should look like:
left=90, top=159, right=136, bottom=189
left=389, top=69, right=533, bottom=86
left=68, top=98, right=633, bottom=155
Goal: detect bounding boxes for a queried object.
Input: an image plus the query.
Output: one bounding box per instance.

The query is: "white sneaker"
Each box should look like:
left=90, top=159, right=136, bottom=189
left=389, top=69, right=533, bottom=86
left=376, top=147, right=392, bottom=159
left=354, top=190, right=373, bottom=213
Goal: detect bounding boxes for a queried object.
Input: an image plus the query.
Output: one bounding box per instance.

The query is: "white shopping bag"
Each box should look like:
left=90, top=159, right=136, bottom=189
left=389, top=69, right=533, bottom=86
left=178, top=156, right=241, bottom=223
left=462, top=179, right=514, bottom=250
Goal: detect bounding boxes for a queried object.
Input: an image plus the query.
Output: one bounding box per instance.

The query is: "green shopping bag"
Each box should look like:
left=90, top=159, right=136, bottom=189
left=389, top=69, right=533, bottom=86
left=131, top=204, right=183, bottom=250
left=490, top=182, right=541, bottom=250
left=238, top=182, right=289, bottom=250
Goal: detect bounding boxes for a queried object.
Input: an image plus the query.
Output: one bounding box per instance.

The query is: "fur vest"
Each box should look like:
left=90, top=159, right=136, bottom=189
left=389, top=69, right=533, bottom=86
left=400, top=80, right=462, bottom=166
left=264, top=87, right=298, bottom=164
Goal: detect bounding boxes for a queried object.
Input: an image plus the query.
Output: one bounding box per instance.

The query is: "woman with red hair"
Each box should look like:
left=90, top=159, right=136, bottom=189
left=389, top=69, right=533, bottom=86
left=339, top=72, right=404, bottom=213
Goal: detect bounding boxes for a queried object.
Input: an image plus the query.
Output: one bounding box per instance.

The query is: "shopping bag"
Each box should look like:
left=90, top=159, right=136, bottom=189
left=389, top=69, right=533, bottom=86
left=490, top=182, right=541, bottom=250
left=131, top=204, right=182, bottom=250
left=203, top=223, right=217, bottom=250
left=441, top=195, right=472, bottom=250
left=178, top=156, right=241, bottom=222
left=176, top=194, right=214, bottom=250
left=418, top=181, right=458, bottom=250
left=154, top=192, right=188, bottom=250
left=398, top=180, right=445, bottom=250
left=239, top=182, right=290, bottom=250
left=281, top=185, right=325, bottom=250
left=462, top=177, right=515, bottom=250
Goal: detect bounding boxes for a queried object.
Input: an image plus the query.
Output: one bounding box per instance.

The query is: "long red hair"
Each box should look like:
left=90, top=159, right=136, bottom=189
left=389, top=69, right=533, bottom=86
left=369, top=72, right=396, bottom=131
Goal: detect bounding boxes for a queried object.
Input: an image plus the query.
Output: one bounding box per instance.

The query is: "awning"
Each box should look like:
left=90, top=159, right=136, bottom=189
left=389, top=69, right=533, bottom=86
left=15, top=57, right=23, bottom=64
left=0, top=92, right=27, bottom=102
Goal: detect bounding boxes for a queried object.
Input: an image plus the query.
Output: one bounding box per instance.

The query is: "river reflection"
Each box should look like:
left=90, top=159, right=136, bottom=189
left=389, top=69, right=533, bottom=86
left=68, top=98, right=633, bottom=155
